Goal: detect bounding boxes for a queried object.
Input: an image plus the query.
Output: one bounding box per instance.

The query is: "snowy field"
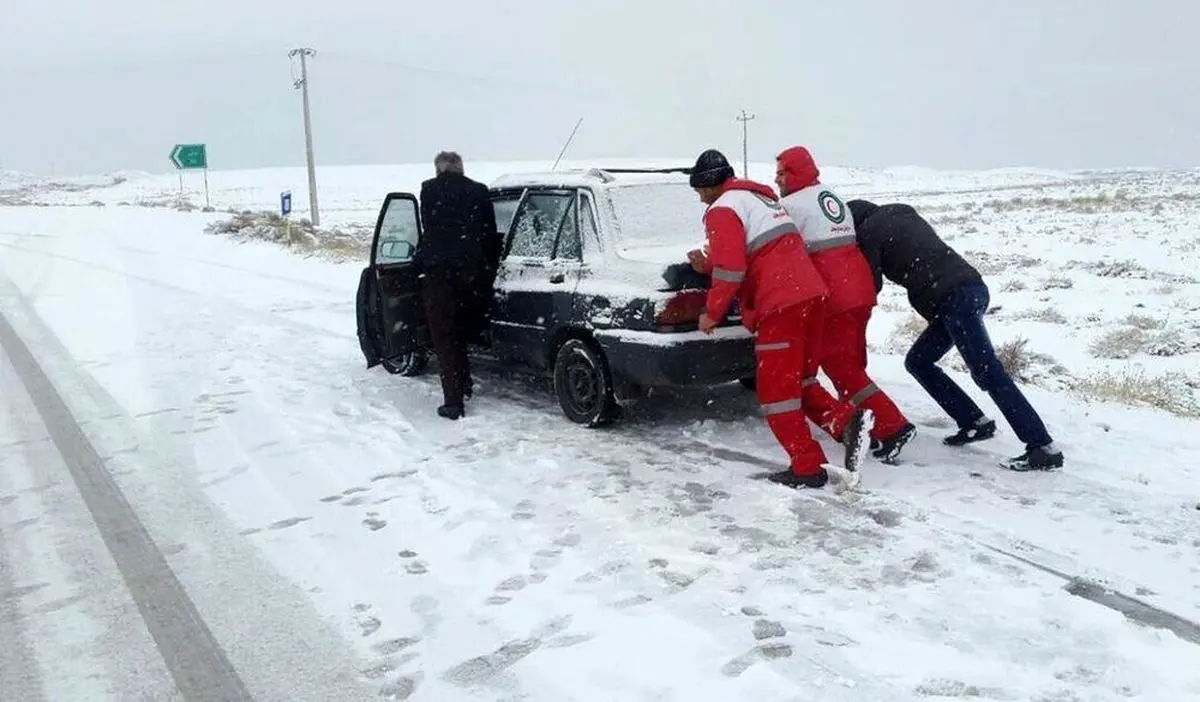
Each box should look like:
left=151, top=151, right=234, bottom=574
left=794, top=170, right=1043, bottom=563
left=1, top=160, right=1198, bottom=701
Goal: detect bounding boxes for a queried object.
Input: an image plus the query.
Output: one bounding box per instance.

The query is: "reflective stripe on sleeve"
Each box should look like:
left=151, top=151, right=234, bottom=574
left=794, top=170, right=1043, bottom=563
left=755, top=341, right=790, bottom=352
left=761, top=398, right=803, bottom=416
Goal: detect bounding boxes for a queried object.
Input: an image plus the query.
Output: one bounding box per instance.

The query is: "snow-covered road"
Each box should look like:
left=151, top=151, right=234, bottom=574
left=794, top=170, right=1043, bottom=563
left=1, top=203, right=1198, bottom=701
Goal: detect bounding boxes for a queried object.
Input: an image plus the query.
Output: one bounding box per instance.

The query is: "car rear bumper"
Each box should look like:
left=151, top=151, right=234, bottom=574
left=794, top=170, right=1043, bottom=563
left=594, top=326, right=755, bottom=387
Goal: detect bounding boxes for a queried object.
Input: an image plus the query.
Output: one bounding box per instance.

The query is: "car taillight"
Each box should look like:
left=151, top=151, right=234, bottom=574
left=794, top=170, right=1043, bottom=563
left=655, top=290, right=707, bottom=329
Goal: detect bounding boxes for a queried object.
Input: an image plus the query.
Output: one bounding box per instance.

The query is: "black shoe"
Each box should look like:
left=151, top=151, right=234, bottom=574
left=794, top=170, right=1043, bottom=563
left=944, top=419, right=997, bottom=446
left=872, top=423, right=917, bottom=464
left=463, top=382, right=474, bottom=402
left=1002, top=443, right=1064, bottom=472
left=766, top=467, right=829, bottom=489
left=437, top=404, right=465, bottom=420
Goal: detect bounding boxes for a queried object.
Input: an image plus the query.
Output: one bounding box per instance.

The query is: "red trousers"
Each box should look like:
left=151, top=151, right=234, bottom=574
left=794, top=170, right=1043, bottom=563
left=754, top=301, right=829, bottom=476
left=802, top=306, right=909, bottom=441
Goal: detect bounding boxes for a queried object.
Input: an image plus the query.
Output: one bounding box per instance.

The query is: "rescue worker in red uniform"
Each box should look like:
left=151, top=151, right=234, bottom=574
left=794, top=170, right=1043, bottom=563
left=688, top=149, right=862, bottom=488
left=775, top=146, right=917, bottom=463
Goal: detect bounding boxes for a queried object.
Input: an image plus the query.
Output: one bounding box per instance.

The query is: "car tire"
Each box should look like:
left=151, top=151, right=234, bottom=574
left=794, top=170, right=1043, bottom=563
left=554, top=338, right=619, bottom=427
left=739, top=375, right=757, bottom=391
left=381, top=350, right=429, bottom=377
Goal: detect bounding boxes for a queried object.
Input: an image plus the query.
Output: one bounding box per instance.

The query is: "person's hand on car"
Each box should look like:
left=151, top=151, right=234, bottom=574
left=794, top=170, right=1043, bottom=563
left=698, top=312, right=718, bottom=334
left=687, top=248, right=708, bottom=273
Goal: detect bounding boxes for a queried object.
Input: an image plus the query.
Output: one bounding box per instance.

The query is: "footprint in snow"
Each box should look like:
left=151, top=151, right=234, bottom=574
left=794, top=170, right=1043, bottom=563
left=363, top=514, right=388, bottom=531
left=720, top=643, right=793, bottom=677
left=611, top=594, right=653, bottom=610
left=552, top=532, right=582, bottom=548
left=357, top=615, right=382, bottom=637
left=752, top=619, right=787, bottom=640
left=529, top=548, right=564, bottom=571
left=495, top=576, right=527, bottom=592
left=267, top=516, right=312, bottom=530
left=371, top=470, right=418, bottom=482
left=410, top=595, right=442, bottom=635
left=373, top=637, right=422, bottom=656
left=574, top=560, right=630, bottom=584
left=378, top=674, right=423, bottom=700
left=511, top=500, right=536, bottom=521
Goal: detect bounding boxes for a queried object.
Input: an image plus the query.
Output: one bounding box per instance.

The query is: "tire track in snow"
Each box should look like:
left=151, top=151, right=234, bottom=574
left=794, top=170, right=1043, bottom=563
left=678, top=434, right=1200, bottom=648
left=0, top=273, right=381, bottom=702
left=0, top=505, right=47, bottom=702
left=0, top=303, right=254, bottom=701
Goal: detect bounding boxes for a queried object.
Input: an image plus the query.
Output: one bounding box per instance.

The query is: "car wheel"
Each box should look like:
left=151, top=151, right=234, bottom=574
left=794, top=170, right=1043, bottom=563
left=739, top=375, right=757, bottom=391
left=381, top=350, right=429, bottom=377
left=554, top=338, right=619, bottom=427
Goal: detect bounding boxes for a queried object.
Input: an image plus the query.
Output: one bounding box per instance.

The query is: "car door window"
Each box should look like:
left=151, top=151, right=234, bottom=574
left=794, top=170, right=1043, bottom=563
left=553, top=198, right=582, bottom=261
left=578, top=192, right=600, bottom=254
left=376, top=197, right=420, bottom=264
left=507, top=191, right=573, bottom=259
left=492, top=192, right=523, bottom=239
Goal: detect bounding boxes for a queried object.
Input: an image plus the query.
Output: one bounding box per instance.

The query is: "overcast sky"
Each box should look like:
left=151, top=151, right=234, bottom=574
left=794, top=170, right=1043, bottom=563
left=2, top=0, right=1197, bottom=176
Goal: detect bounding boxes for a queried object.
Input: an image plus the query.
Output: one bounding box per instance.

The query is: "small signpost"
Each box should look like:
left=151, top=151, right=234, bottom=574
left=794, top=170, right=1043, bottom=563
left=170, top=143, right=210, bottom=208
left=280, top=190, right=292, bottom=217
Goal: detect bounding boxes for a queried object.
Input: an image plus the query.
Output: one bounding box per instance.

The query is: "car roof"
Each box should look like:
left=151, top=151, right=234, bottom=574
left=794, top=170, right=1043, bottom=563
left=489, top=167, right=693, bottom=191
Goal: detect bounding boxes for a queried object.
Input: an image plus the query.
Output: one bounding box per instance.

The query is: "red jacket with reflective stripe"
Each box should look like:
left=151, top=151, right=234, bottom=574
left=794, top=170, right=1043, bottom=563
left=701, top=179, right=828, bottom=331
left=777, top=146, right=877, bottom=316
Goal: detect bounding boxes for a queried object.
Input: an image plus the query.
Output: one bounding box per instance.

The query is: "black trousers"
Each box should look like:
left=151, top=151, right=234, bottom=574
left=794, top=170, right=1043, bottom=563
left=421, top=267, right=483, bottom=407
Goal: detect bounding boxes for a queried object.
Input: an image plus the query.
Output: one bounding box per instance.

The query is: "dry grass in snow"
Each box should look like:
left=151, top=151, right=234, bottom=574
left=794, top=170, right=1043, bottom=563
left=204, top=211, right=372, bottom=261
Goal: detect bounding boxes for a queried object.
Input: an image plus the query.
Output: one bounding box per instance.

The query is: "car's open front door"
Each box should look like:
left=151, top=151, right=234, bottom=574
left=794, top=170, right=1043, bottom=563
left=356, top=192, right=427, bottom=368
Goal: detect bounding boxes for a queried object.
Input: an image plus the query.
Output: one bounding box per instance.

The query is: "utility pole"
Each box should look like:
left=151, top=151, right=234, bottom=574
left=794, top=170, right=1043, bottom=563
left=289, top=47, right=320, bottom=227
left=736, top=110, right=756, bottom=179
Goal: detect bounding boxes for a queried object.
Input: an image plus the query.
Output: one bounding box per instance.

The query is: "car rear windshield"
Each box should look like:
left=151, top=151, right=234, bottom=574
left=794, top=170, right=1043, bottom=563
left=606, top=182, right=708, bottom=252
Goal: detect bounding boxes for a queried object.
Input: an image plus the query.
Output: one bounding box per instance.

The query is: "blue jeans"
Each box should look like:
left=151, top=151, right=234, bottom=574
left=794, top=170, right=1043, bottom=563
left=904, top=283, right=1053, bottom=448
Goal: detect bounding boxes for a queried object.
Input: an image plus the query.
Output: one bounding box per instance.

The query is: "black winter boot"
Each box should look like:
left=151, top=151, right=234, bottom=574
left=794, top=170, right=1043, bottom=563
left=1002, top=443, right=1064, bottom=472
left=872, top=423, right=917, bottom=464
left=944, top=418, right=996, bottom=446
left=766, top=467, right=829, bottom=489
left=437, top=404, right=465, bottom=420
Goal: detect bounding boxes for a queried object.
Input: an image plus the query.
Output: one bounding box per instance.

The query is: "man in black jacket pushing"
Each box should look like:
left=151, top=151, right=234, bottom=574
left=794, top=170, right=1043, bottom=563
left=416, top=151, right=502, bottom=420
left=848, top=200, right=1064, bottom=471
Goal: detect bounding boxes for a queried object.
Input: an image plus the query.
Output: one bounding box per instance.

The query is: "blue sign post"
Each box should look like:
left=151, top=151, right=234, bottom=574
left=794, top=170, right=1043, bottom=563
left=280, top=190, right=292, bottom=217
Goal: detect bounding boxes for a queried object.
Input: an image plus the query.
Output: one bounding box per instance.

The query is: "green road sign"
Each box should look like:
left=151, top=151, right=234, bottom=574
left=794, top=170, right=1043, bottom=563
left=170, top=144, right=208, bottom=170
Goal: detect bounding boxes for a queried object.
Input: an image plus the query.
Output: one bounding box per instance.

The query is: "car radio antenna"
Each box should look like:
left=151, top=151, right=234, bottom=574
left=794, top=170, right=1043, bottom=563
left=551, top=117, right=584, bottom=171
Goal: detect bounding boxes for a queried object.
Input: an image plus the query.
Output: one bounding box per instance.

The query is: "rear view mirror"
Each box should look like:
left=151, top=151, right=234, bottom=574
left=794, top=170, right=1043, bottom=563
left=379, top=239, right=415, bottom=262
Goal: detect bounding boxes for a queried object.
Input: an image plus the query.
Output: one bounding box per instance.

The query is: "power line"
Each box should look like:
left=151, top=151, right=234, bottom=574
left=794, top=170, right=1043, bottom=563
left=289, top=47, right=320, bottom=227
left=736, top=110, right=756, bottom=179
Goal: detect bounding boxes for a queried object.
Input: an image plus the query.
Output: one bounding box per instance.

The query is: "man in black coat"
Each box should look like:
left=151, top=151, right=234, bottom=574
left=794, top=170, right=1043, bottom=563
left=416, top=151, right=502, bottom=420
left=848, top=199, right=1064, bottom=471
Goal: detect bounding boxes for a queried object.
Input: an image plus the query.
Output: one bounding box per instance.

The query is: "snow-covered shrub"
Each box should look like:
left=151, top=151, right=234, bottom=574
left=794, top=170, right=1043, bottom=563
left=1089, top=325, right=1192, bottom=359
left=995, top=337, right=1069, bottom=386
left=1073, top=370, right=1200, bottom=418
left=884, top=314, right=927, bottom=353
left=1089, top=327, right=1145, bottom=359
left=1039, top=275, right=1074, bottom=290
left=1123, top=312, right=1164, bottom=330
left=1000, top=279, right=1027, bottom=292
left=204, top=211, right=372, bottom=260
left=1024, top=307, right=1067, bottom=324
